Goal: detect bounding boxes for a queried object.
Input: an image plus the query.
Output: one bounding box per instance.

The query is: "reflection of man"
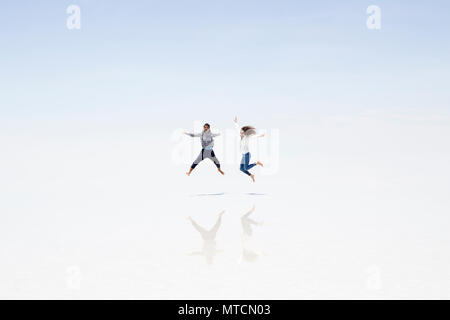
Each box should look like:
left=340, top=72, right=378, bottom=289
left=187, top=211, right=225, bottom=265
left=240, top=205, right=263, bottom=263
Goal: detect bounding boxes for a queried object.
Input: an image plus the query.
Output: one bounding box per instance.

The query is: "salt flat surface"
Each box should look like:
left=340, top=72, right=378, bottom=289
left=1, top=114, right=449, bottom=299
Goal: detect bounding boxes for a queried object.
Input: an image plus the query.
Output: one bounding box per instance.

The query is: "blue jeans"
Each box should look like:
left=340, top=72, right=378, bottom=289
left=240, top=152, right=256, bottom=176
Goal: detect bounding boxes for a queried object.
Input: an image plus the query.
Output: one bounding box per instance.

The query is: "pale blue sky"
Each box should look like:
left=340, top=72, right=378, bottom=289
left=1, top=1, right=449, bottom=128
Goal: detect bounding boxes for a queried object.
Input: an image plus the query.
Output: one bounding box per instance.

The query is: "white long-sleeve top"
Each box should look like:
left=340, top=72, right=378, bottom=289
left=235, top=122, right=252, bottom=154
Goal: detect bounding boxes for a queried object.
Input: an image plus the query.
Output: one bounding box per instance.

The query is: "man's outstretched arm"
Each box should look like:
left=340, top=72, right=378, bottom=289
left=184, top=130, right=201, bottom=137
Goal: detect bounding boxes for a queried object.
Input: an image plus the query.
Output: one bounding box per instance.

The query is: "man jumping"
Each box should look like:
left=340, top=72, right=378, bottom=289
left=184, top=123, right=225, bottom=176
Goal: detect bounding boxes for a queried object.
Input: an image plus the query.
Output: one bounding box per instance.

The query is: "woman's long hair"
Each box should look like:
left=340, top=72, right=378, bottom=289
left=241, top=126, right=256, bottom=137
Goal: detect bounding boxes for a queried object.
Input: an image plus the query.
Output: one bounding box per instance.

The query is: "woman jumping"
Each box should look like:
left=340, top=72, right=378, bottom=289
left=234, top=116, right=264, bottom=182
left=184, top=123, right=225, bottom=176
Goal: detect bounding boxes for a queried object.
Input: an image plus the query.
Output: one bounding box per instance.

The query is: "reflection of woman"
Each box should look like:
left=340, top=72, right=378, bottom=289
left=240, top=205, right=263, bottom=263
left=187, top=211, right=225, bottom=265
left=234, top=117, right=265, bottom=182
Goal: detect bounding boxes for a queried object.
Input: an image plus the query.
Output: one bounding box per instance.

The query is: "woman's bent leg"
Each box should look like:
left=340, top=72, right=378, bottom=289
left=240, top=154, right=251, bottom=175
left=244, top=153, right=257, bottom=171
left=240, top=163, right=251, bottom=176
